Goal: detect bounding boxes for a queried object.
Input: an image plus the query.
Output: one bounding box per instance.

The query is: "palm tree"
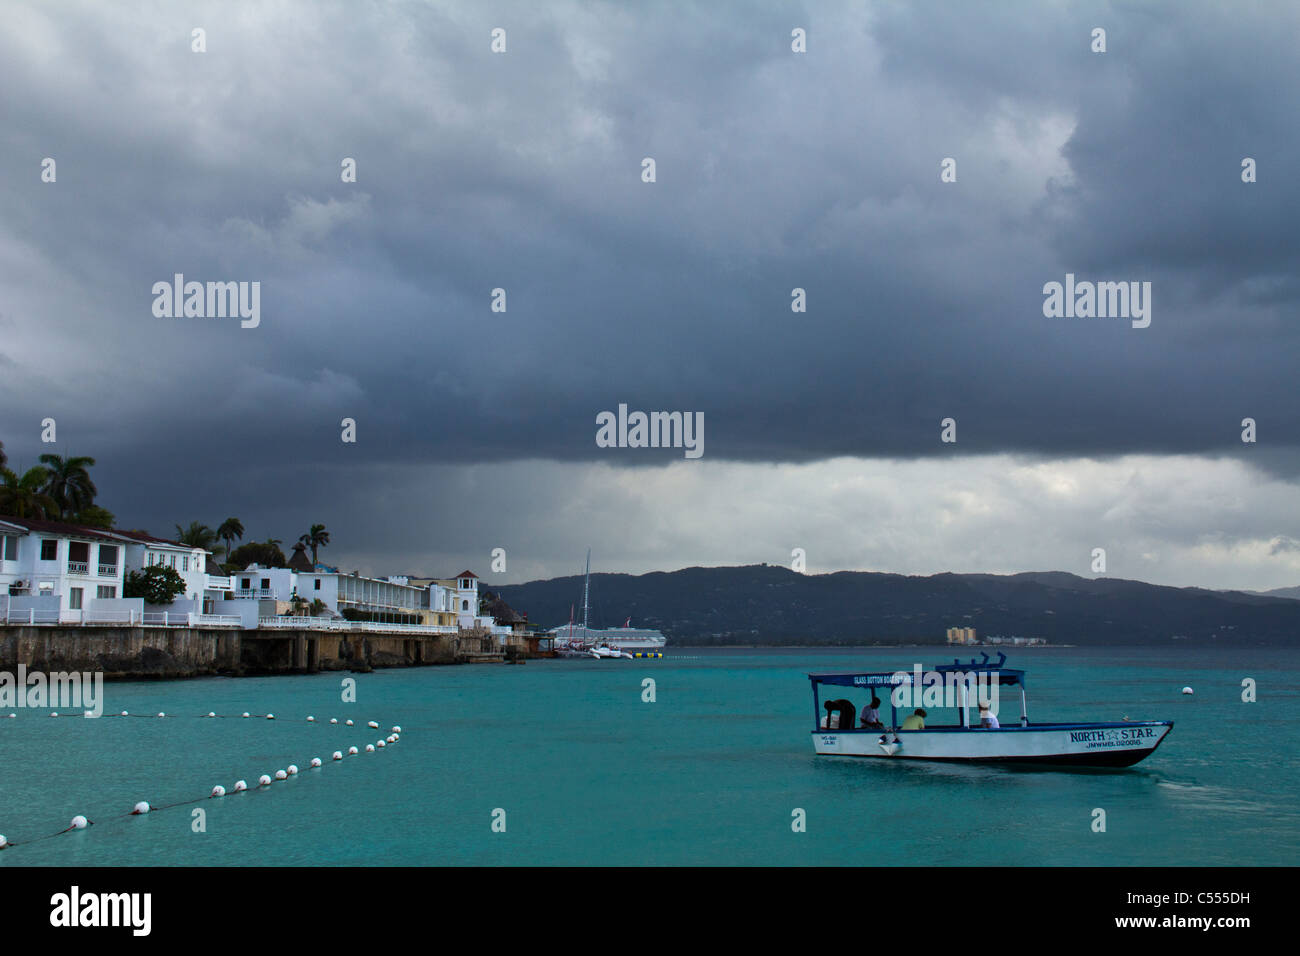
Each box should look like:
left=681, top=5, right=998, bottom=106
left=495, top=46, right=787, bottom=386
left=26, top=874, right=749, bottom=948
left=299, top=523, right=330, bottom=566
left=175, top=521, right=219, bottom=550
left=216, top=518, right=244, bottom=567
left=37, top=454, right=97, bottom=516
left=0, top=466, right=58, bottom=519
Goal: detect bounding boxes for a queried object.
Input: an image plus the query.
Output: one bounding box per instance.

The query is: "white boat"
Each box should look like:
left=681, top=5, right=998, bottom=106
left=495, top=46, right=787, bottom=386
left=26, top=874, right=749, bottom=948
left=810, top=653, right=1173, bottom=767
left=549, top=551, right=665, bottom=659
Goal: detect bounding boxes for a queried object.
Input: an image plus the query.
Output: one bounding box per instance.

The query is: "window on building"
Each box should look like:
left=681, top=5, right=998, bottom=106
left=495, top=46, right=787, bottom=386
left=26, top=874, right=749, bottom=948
left=69, top=587, right=83, bottom=610
left=169, top=554, right=176, bottom=568
left=97, top=585, right=117, bottom=599
left=182, top=556, right=189, bottom=572
left=260, top=578, right=270, bottom=589
left=98, top=544, right=117, bottom=567
left=2, top=535, right=15, bottom=561
left=314, top=579, right=321, bottom=590
left=462, top=600, right=469, bottom=611
left=241, top=578, right=251, bottom=589
left=40, top=539, right=58, bottom=561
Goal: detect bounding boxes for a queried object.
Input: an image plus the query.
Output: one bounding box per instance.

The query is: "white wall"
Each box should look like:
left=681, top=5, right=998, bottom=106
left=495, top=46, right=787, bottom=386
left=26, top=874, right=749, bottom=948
left=212, top=599, right=262, bottom=629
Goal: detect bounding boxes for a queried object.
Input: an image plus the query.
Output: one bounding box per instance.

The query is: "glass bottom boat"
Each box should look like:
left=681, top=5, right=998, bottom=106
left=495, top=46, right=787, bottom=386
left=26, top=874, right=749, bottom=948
left=809, top=653, right=1172, bottom=768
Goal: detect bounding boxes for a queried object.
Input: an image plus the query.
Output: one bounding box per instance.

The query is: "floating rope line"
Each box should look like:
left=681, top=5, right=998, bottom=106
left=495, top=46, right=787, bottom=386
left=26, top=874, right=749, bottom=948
left=0, top=716, right=403, bottom=852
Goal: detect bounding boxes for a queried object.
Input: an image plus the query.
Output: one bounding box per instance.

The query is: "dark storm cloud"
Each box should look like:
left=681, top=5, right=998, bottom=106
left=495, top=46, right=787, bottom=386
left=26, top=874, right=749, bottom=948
left=1, top=0, right=1297, bottom=579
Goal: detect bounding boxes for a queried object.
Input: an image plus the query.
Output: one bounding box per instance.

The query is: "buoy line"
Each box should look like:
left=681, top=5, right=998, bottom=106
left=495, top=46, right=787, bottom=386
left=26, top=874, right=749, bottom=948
left=0, top=717, right=403, bottom=852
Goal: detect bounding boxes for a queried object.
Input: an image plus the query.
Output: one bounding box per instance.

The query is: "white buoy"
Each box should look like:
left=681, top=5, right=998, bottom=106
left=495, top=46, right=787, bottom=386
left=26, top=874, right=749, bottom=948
left=1182, top=687, right=1194, bottom=695
left=307, top=716, right=315, bottom=722
left=6, top=713, right=14, bottom=718
left=266, top=713, right=275, bottom=720
left=157, top=712, right=166, bottom=718
left=242, top=712, right=250, bottom=718
left=376, top=740, right=385, bottom=748
left=287, top=765, right=299, bottom=775
left=310, top=757, right=322, bottom=768
left=274, top=770, right=287, bottom=780
left=0, top=835, right=7, bottom=848
left=207, top=711, right=216, bottom=717
left=365, top=744, right=375, bottom=752
left=70, top=815, right=89, bottom=830
left=233, top=780, right=248, bottom=792
left=367, top=720, right=379, bottom=729
left=346, top=719, right=354, bottom=726
left=131, top=802, right=150, bottom=815
left=329, top=718, right=338, bottom=724
left=120, top=711, right=128, bottom=716
left=211, top=785, right=226, bottom=797
left=50, top=712, right=58, bottom=718
left=386, top=735, right=395, bottom=743
left=332, top=751, right=343, bottom=761
left=258, top=774, right=272, bottom=786
left=391, top=725, right=401, bottom=733
left=348, top=746, right=358, bottom=755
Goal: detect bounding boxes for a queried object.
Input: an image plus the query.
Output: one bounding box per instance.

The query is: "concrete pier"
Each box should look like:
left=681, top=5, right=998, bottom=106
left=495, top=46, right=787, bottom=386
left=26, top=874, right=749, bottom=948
left=0, top=626, right=506, bottom=679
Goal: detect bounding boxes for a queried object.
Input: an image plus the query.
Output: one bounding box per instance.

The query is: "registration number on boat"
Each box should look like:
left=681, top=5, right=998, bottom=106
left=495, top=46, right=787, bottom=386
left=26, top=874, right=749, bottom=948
left=1069, top=727, right=1157, bottom=745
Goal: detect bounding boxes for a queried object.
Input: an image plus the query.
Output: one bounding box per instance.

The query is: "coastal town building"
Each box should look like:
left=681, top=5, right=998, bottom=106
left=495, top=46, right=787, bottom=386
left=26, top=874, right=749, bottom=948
left=946, top=626, right=977, bottom=645
left=2, top=514, right=517, bottom=642
left=0, top=517, right=224, bottom=623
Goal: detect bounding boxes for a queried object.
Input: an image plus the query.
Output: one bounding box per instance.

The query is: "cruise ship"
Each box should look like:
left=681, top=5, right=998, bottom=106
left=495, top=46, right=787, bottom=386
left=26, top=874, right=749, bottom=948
left=547, top=623, right=668, bottom=653
left=547, top=551, right=667, bottom=657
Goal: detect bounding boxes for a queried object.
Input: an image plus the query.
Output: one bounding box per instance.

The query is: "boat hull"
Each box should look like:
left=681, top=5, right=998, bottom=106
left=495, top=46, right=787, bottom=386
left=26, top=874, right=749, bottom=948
left=812, top=721, right=1172, bottom=767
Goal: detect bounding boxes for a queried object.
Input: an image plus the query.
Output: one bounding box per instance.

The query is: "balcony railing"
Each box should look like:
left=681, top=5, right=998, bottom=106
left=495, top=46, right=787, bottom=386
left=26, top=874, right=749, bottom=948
left=232, top=588, right=276, bottom=600
left=67, top=561, right=89, bottom=575
left=98, top=564, right=118, bottom=577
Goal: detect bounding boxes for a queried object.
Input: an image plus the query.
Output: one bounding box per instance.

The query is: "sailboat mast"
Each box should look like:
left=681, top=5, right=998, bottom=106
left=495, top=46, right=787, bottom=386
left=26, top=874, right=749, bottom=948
left=582, top=549, right=591, bottom=631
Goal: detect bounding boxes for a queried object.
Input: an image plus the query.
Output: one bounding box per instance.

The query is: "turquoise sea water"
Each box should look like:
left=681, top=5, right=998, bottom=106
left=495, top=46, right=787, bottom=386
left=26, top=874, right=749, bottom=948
left=0, top=646, right=1296, bottom=866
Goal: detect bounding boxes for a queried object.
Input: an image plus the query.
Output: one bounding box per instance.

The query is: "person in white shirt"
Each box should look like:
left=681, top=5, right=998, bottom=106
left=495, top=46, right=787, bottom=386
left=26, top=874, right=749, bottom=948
left=977, top=702, right=1000, bottom=729
left=860, top=696, right=884, bottom=729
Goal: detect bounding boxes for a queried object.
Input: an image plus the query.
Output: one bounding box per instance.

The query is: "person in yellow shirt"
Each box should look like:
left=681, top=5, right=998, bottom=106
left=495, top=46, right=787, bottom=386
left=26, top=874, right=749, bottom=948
left=900, top=708, right=927, bottom=730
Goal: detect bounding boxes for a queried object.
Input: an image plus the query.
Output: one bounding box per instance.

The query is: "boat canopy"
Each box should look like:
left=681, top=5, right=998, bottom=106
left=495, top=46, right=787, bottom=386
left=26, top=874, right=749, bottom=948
left=809, top=652, right=1025, bottom=688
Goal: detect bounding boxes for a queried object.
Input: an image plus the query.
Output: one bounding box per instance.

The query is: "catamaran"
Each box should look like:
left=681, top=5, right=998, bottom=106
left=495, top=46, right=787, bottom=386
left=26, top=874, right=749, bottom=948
left=809, top=653, right=1172, bottom=767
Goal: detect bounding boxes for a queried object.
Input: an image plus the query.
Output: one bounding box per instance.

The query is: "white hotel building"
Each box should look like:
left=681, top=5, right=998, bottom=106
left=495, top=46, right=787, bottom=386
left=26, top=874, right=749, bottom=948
left=1, top=516, right=507, bottom=635
left=0, top=517, right=229, bottom=624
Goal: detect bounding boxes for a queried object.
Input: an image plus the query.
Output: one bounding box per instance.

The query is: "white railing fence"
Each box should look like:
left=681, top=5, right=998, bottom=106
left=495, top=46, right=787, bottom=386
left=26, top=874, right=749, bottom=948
left=257, top=617, right=458, bottom=635
left=3, top=609, right=453, bottom=633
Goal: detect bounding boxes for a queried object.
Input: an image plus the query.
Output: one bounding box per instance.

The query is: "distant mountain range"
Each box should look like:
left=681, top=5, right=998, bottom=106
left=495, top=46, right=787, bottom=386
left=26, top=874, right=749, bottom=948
left=494, top=565, right=1300, bottom=647
left=1252, top=585, right=1300, bottom=600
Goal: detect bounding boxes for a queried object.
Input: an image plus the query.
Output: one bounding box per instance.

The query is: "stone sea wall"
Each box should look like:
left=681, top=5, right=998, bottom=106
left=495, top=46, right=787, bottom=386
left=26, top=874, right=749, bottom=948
left=0, top=626, right=494, bottom=679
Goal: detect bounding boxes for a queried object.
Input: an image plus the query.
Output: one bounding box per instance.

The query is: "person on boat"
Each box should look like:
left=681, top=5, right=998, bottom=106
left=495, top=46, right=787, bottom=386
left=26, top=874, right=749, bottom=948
left=977, top=702, right=1000, bottom=729
left=900, top=708, right=926, bottom=730
left=860, top=696, right=884, bottom=729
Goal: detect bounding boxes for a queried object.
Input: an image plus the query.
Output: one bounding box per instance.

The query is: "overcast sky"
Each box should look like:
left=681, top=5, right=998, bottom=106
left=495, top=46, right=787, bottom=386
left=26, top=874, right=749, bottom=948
left=2, top=0, right=1298, bottom=591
